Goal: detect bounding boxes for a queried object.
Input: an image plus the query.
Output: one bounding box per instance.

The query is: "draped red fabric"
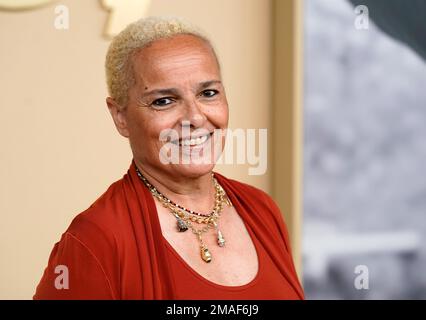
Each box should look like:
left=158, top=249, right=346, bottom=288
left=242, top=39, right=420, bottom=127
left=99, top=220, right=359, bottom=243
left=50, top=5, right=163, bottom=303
left=216, top=173, right=304, bottom=299
left=34, top=160, right=304, bottom=299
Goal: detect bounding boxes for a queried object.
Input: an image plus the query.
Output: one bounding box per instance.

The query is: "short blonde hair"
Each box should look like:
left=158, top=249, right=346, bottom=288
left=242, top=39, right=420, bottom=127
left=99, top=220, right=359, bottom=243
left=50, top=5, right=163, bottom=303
left=105, top=16, right=215, bottom=106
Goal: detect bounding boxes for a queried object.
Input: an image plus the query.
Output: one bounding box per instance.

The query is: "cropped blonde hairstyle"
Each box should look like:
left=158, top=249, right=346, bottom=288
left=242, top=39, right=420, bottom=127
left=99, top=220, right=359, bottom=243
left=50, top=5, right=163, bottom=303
left=105, top=16, right=216, bottom=106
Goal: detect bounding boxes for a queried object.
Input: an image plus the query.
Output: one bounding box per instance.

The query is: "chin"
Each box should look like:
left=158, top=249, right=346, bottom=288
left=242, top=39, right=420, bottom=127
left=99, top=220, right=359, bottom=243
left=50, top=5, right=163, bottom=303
left=171, top=162, right=216, bottom=179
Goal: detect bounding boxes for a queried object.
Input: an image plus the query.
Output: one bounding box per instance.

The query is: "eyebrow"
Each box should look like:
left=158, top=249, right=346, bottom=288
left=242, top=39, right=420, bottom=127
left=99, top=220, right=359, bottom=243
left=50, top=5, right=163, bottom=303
left=140, top=80, right=222, bottom=99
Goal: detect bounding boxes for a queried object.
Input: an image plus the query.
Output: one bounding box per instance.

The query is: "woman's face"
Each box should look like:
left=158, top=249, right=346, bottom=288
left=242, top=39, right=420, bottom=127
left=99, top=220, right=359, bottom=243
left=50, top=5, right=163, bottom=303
left=114, top=34, right=229, bottom=179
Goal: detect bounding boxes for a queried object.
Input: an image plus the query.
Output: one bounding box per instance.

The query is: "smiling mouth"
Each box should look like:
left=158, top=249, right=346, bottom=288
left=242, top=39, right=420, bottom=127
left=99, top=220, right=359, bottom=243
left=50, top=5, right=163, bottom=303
left=171, top=132, right=213, bottom=147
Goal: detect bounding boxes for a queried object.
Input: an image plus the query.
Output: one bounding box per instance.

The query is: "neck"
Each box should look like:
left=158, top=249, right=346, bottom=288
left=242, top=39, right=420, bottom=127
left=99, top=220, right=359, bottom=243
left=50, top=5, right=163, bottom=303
left=134, top=159, right=215, bottom=214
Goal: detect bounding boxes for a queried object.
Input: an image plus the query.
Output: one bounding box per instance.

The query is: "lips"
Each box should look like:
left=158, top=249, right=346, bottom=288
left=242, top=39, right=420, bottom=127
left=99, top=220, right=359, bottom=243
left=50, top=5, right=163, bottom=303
left=171, top=132, right=213, bottom=147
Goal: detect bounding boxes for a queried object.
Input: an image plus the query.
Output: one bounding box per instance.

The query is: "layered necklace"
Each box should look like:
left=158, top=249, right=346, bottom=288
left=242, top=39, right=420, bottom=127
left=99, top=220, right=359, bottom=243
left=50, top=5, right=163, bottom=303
left=135, top=167, right=232, bottom=263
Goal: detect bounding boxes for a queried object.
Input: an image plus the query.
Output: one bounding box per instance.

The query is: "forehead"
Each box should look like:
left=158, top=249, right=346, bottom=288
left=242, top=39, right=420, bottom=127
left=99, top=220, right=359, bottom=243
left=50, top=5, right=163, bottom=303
left=132, top=34, right=220, bottom=86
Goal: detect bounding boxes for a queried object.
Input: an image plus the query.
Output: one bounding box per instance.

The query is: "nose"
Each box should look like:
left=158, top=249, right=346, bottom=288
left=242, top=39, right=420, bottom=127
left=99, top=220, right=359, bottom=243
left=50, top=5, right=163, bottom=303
left=181, top=98, right=207, bottom=129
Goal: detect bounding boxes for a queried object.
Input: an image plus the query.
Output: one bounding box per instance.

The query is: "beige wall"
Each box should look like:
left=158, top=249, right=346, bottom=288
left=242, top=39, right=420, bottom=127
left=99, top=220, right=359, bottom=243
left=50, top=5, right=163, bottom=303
left=0, top=0, right=301, bottom=299
left=272, top=0, right=304, bottom=277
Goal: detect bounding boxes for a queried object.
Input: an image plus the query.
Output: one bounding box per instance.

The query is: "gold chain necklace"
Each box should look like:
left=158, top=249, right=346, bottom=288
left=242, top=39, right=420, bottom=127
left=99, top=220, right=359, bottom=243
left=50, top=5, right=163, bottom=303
left=135, top=167, right=232, bottom=263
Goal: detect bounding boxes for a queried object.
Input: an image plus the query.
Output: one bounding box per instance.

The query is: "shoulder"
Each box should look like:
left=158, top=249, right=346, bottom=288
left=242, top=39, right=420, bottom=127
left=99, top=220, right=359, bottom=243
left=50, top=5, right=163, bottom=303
left=215, top=173, right=294, bottom=245
left=36, top=178, right=129, bottom=298
left=215, top=173, right=282, bottom=217
left=63, top=177, right=129, bottom=258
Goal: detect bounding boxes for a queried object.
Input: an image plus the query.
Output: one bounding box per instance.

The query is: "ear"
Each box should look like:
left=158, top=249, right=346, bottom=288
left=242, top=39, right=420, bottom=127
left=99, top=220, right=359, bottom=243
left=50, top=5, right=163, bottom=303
left=106, top=97, right=130, bottom=138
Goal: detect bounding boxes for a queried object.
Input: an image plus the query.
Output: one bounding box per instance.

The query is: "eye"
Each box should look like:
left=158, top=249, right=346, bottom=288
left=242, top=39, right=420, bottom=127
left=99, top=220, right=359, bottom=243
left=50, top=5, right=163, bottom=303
left=200, top=89, right=219, bottom=98
left=152, top=97, right=174, bottom=107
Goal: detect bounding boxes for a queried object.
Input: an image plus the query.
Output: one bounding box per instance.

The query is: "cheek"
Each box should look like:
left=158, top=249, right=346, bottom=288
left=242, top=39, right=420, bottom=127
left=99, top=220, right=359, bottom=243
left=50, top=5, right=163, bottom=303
left=210, top=101, right=229, bottom=128
left=127, top=108, right=163, bottom=136
left=125, top=114, right=157, bottom=152
left=131, top=113, right=180, bottom=152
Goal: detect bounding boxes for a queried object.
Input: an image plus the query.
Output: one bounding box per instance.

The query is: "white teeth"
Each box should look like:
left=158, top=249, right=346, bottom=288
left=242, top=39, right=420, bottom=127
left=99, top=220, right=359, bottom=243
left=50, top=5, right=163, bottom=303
left=179, top=134, right=209, bottom=146
left=200, top=135, right=208, bottom=144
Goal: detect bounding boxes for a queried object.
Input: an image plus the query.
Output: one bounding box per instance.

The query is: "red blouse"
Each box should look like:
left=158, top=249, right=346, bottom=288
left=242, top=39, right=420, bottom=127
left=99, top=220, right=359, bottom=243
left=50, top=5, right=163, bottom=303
left=33, top=160, right=304, bottom=300
left=164, top=221, right=301, bottom=299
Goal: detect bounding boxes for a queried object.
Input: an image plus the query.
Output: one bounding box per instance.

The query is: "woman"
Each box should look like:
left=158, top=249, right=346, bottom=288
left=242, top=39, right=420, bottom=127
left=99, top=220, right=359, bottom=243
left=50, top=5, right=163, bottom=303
left=34, top=16, right=304, bottom=299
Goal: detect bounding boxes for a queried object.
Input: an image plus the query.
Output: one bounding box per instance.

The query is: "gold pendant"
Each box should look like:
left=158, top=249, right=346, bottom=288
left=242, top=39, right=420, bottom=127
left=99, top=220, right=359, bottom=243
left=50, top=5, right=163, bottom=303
left=176, top=217, right=188, bottom=232
left=217, top=230, right=225, bottom=247
left=200, top=245, right=212, bottom=263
